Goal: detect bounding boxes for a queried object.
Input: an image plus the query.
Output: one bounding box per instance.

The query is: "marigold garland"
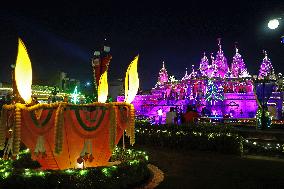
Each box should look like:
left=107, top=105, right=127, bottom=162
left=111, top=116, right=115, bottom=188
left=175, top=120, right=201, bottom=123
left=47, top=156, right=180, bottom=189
left=54, top=103, right=66, bottom=155
left=111, top=102, right=135, bottom=146
left=73, top=107, right=106, bottom=131
left=34, top=108, right=43, bottom=120
left=109, top=103, right=117, bottom=151
left=0, top=101, right=136, bottom=156
left=125, top=104, right=135, bottom=146
left=0, top=108, right=7, bottom=150
left=12, top=104, right=22, bottom=156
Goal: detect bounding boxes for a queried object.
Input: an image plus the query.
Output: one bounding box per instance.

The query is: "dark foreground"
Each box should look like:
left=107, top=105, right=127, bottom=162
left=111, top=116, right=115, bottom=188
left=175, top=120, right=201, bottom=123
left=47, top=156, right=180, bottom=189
left=136, top=145, right=284, bottom=189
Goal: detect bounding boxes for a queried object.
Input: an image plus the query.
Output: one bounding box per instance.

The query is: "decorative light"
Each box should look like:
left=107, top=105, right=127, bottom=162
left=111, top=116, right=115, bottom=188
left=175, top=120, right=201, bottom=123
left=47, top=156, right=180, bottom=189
left=102, top=167, right=112, bottom=177
left=169, top=75, right=177, bottom=82
left=258, top=51, right=276, bottom=80
left=15, top=38, right=32, bottom=103
left=79, top=169, right=88, bottom=176
left=65, top=169, right=75, bottom=174
left=98, top=70, right=108, bottom=103
left=268, top=19, right=280, bottom=30
left=124, top=55, right=139, bottom=103
left=71, top=86, right=80, bottom=104
left=76, top=162, right=83, bottom=168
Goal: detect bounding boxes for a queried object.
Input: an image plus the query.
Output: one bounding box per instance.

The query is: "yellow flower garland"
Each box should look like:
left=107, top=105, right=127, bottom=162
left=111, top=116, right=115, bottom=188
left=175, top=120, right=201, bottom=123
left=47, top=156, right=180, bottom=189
left=1, top=101, right=136, bottom=156
left=12, top=104, right=22, bottom=156
left=110, top=102, right=135, bottom=146
left=109, top=103, right=117, bottom=151
left=1, top=103, right=61, bottom=156
left=54, top=103, right=66, bottom=155
left=125, top=104, right=135, bottom=146
left=0, top=108, right=7, bottom=150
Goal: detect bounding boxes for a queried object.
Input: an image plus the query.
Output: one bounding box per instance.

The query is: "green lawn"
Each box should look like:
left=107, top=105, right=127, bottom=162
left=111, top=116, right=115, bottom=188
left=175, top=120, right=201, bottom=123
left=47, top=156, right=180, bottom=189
left=135, top=144, right=284, bottom=189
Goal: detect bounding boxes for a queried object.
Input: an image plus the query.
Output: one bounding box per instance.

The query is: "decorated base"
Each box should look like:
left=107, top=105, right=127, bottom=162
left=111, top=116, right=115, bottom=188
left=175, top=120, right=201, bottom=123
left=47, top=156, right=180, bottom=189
left=0, top=147, right=151, bottom=189
left=0, top=102, right=135, bottom=170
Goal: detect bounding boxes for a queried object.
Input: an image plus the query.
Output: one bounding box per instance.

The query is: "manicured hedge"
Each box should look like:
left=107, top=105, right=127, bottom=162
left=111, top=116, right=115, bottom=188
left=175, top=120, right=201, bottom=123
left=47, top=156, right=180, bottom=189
left=135, top=121, right=243, bottom=155
left=134, top=120, right=284, bottom=157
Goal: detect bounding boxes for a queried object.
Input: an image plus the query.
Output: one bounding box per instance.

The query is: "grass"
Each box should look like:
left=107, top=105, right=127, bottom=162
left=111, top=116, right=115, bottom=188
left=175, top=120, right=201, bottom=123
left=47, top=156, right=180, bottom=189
left=134, top=144, right=284, bottom=189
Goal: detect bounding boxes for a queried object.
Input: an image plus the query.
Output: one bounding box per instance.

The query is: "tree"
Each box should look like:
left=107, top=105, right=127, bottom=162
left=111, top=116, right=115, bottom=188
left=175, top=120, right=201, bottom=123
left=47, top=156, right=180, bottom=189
left=205, top=80, right=224, bottom=105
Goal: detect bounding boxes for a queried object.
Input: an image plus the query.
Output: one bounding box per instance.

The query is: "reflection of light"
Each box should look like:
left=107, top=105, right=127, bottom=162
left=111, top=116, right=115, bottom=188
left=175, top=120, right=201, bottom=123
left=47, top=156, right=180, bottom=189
left=15, top=38, right=32, bottom=103
left=77, top=162, right=83, bottom=169
left=268, top=19, right=280, bottom=29
left=86, top=82, right=91, bottom=86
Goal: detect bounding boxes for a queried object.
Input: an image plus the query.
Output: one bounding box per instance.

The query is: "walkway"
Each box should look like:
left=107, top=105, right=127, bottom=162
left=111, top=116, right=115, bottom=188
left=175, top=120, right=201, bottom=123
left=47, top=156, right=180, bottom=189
left=135, top=145, right=284, bottom=189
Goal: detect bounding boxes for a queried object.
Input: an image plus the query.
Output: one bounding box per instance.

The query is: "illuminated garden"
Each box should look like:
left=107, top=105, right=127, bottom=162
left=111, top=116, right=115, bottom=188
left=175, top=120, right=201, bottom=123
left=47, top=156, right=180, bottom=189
left=0, top=35, right=283, bottom=188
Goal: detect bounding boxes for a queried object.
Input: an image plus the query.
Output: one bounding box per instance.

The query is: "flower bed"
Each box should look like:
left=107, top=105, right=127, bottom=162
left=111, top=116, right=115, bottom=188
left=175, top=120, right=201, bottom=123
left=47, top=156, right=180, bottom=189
left=0, top=147, right=151, bottom=189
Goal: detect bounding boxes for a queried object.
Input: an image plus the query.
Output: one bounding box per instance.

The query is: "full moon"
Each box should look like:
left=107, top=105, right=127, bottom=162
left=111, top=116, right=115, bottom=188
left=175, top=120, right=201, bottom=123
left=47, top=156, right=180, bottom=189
left=268, top=19, right=280, bottom=30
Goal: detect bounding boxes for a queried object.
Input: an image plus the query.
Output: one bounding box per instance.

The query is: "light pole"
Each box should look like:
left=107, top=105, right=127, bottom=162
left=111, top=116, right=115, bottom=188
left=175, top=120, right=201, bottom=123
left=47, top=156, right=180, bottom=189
left=253, top=76, right=276, bottom=129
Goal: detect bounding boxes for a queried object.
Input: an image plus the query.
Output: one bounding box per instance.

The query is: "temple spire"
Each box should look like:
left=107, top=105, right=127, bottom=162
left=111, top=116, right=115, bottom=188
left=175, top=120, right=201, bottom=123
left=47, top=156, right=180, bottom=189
left=199, top=52, right=209, bottom=77
left=258, top=50, right=276, bottom=80
left=212, top=38, right=228, bottom=78
left=235, top=42, right=239, bottom=54
left=217, top=38, right=222, bottom=52
left=182, top=67, right=190, bottom=80
left=264, top=50, right=268, bottom=59
left=155, top=60, right=169, bottom=87
left=231, top=45, right=249, bottom=78
left=189, top=64, right=197, bottom=78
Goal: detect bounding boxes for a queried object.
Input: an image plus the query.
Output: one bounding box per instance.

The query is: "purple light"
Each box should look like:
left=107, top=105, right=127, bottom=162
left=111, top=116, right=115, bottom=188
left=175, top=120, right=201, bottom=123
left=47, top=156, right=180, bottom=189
left=117, top=41, right=282, bottom=123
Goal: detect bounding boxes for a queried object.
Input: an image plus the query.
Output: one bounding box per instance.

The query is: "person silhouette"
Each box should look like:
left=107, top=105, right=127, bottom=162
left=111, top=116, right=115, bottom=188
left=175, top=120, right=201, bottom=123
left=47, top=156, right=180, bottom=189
left=166, top=107, right=177, bottom=125
left=157, top=108, right=163, bottom=124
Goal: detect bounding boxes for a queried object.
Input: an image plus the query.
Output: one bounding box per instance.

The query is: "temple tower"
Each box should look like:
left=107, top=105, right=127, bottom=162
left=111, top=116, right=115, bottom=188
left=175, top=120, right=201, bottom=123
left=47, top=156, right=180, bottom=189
left=157, top=61, right=169, bottom=85
left=258, top=51, right=276, bottom=80
left=231, top=45, right=249, bottom=78
left=212, top=38, right=229, bottom=78
left=199, top=52, right=209, bottom=77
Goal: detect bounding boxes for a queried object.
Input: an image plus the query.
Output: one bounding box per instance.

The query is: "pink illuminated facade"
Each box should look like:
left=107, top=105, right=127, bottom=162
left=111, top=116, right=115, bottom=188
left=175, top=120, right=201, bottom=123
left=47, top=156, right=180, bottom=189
left=118, top=41, right=283, bottom=124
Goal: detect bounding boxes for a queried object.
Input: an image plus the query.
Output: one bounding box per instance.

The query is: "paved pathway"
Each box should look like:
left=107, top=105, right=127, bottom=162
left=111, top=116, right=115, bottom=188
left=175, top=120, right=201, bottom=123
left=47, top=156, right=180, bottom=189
left=135, top=145, right=284, bottom=189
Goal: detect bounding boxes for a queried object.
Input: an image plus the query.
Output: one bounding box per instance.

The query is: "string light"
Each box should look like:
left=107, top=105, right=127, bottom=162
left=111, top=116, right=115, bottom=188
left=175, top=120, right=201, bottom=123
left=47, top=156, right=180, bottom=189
left=0, top=147, right=149, bottom=185
left=71, top=86, right=80, bottom=104
left=258, top=51, right=276, bottom=80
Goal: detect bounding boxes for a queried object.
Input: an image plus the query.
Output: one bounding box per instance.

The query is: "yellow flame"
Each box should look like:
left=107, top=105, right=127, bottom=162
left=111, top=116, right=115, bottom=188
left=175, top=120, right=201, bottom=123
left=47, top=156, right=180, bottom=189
left=15, top=38, right=32, bottom=103
left=98, top=70, right=108, bottom=103
left=125, top=55, right=139, bottom=103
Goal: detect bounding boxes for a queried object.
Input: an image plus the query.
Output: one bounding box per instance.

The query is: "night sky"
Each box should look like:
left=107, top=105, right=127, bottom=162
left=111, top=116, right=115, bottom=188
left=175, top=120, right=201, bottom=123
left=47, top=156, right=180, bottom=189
left=0, top=1, right=284, bottom=90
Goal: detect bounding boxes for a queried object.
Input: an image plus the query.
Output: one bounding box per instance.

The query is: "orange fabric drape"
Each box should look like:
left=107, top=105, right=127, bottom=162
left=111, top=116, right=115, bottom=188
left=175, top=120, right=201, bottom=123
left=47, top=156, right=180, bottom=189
left=20, top=105, right=129, bottom=170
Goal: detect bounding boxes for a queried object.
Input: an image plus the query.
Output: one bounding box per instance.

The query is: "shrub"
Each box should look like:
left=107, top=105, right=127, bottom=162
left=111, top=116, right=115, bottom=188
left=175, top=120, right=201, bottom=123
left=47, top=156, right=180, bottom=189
left=135, top=122, right=243, bottom=155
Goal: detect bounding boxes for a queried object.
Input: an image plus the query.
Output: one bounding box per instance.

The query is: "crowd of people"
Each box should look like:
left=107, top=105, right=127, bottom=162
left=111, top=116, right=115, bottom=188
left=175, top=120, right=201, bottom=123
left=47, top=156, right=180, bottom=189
left=160, top=105, right=201, bottom=125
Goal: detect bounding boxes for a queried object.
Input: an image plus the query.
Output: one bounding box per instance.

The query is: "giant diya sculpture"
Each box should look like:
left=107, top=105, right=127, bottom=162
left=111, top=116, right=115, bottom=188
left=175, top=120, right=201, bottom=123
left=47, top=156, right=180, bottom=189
left=0, top=38, right=139, bottom=170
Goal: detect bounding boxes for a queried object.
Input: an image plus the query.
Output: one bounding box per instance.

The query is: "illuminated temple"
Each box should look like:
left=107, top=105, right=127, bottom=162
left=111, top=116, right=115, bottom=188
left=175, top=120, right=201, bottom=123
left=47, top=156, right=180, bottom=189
left=118, top=40, right=283, bottom=123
